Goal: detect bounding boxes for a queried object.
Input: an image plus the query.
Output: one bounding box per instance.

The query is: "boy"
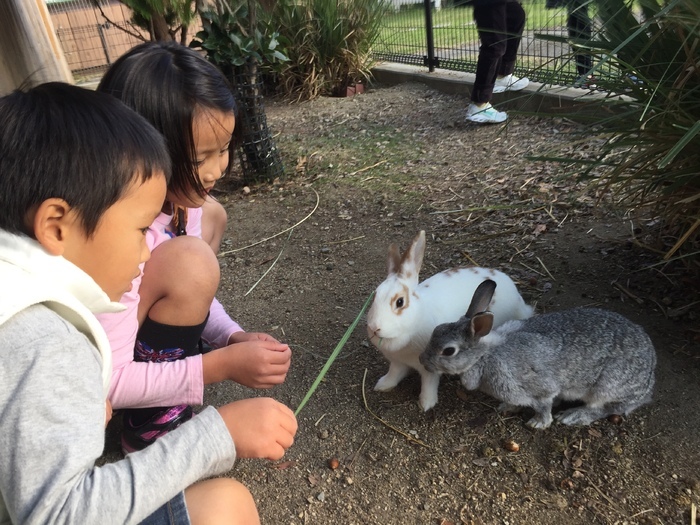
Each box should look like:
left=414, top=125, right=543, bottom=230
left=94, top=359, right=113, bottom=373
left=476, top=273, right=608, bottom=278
left=0, top=83, right=296, bottom=524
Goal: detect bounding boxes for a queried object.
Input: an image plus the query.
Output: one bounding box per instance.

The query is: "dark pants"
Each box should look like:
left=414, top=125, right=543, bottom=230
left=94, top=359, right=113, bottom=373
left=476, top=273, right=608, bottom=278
left=471, top=0, right=526, bottom=104
left=567, top=0, right=592, bottom=76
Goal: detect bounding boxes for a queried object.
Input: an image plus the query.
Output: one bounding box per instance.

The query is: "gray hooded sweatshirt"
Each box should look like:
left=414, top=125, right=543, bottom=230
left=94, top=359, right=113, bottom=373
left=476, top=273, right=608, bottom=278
left=0, top=231, right=236, bottom=524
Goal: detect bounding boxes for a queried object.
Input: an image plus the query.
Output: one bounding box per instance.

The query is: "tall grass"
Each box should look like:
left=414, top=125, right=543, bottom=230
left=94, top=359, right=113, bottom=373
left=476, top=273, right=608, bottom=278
left=271, top=0, right=391, bottom=100
left=539, top=0, right=700, bottom=261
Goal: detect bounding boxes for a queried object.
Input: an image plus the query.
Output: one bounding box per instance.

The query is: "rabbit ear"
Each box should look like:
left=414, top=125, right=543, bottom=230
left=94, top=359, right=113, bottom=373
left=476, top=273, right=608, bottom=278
left=465, top=279, right=497, bottom=319
left=397, top=230, right=426, bottom=281
left=387, top=243, right=401, bottom=275
left=470, top=312, right=494, bottom=340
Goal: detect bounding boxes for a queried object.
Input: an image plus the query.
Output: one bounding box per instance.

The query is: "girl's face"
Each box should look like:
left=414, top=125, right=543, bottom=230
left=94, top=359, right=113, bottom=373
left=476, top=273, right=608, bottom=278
left=167, top=107, right=235, bottom=208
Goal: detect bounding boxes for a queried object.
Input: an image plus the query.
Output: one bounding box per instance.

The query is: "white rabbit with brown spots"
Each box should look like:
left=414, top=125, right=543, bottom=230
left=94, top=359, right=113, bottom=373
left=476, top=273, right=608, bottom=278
left=366, top=230, right=533, bottom=411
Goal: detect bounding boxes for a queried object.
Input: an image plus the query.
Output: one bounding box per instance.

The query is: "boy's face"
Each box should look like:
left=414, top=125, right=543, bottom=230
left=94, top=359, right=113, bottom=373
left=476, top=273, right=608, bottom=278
left=63, top=172, right=167, bottom=301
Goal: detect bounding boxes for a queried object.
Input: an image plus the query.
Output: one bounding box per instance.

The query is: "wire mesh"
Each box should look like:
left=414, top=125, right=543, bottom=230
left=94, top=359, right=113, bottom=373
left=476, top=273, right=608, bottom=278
left=46, top=0, right=202, bottom=83
left=234, top=72, right=285, bottom=183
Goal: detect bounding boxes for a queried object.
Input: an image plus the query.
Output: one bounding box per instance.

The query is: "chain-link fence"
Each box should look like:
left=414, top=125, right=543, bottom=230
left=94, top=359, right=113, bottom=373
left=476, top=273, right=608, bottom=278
left=46, top=0, right=201, bottom=83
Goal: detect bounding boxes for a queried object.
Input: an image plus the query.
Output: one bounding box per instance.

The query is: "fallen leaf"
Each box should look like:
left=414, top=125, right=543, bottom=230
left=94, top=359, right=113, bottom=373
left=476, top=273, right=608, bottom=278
left=588, top=428, right=602, bottom=438
left=270, top=460, right=297, bottom=470
left=533, top=224, right=547, bottom=237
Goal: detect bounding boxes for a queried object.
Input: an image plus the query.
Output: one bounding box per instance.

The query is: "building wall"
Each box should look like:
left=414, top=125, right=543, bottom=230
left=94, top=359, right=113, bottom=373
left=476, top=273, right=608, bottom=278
left=47, top=0, right=201, bottom=80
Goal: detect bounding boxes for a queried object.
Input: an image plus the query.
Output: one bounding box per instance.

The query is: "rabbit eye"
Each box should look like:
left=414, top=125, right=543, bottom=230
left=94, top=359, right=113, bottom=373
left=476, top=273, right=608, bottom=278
left=395, top=297, right=404, bottom=308
left=441, top=347, right=457, bottom=357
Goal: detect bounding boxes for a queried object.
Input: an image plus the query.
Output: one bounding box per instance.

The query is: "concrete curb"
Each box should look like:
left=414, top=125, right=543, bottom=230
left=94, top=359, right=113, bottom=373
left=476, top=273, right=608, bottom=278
left=370, top=62, right=618, bottom=117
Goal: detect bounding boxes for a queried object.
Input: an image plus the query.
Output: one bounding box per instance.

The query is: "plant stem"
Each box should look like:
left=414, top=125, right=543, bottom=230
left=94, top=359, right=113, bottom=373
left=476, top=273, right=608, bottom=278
left=295, top=291, right=374, bottom=415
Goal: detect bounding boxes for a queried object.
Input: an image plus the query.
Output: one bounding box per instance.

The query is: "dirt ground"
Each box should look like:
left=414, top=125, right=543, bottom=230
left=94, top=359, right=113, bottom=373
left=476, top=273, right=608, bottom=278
left=108, top=82, right=700, bottom=524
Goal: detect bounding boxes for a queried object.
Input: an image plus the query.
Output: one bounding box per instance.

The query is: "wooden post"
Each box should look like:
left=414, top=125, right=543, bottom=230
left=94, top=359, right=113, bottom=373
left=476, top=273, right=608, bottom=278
left=0, top=0, right=73, bottom=95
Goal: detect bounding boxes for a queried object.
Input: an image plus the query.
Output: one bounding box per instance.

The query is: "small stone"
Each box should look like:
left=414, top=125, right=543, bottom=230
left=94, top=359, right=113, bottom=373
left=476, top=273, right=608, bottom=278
left=242, top=186, right=251, bottom=195
left=319, top=429, right=329, bottom=439
left=316, top=492, right=325, bottom=502
left=503, top=440, right=520, bottom=452
left=345, top=477, right=353, bottom=485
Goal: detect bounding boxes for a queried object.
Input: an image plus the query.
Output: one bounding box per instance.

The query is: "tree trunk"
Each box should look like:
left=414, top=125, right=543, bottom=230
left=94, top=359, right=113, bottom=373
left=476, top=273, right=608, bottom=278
left=150, top=11, right=173, bottom=41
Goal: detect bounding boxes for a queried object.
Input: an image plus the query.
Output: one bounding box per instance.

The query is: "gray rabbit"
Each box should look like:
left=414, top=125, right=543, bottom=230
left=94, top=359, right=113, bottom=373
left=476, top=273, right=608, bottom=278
left=419, top=280, right=656, bottom=428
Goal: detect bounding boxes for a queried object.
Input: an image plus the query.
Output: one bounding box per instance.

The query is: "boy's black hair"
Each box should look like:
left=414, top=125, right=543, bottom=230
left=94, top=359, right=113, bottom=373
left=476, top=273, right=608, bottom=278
left=0, top=82, right=171, bottom=237
left=98, top=41, right=238, bottom=202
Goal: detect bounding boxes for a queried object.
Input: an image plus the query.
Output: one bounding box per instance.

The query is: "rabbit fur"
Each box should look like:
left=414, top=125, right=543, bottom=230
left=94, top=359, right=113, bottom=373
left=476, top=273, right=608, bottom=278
left=366, top=231, right=533, bottom=411
left=419, top=280, right=657, bottom=428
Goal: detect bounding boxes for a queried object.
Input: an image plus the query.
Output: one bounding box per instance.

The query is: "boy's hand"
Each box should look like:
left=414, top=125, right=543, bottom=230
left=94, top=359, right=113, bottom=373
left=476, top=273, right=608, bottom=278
left=217, top=398, right=297, bottom=460
left=203, top=337, right=291, bottom=388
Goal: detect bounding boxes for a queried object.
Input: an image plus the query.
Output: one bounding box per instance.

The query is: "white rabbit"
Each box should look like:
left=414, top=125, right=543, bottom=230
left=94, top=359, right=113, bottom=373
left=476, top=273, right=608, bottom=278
left=419, top=279, right=657, bottom=428
left=366, top=230, right=533, bottom=411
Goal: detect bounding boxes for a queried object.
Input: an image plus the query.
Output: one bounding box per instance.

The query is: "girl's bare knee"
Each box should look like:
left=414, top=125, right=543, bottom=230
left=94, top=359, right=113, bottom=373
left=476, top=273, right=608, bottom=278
left=139, top=236, right=221, bottom=325
left=185, top=478, right=259, bottom=525
left=202, top=197, right=228, bottom=254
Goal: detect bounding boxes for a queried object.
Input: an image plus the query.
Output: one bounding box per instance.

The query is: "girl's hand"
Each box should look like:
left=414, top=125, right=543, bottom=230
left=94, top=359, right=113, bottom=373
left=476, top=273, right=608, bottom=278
left=203, top=339, right=291, bottom=388
left=228, top=331, right=281, bottom=345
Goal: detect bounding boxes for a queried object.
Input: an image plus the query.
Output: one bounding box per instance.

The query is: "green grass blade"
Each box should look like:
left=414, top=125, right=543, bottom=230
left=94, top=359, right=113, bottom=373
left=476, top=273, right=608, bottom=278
left=295, top=291, right=375, bottom=415
left=659, top=120, right=700, bottom=169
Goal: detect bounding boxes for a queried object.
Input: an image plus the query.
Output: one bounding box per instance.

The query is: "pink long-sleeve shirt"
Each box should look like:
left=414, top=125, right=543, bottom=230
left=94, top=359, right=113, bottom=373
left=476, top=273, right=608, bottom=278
left=98, top=207, right=242, bottom=409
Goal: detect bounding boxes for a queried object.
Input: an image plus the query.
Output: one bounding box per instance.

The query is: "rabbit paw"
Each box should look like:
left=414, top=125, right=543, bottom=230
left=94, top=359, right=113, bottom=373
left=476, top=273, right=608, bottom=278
left=419, top=390, right=438, bottom=412
left=555, top=407, right=601, bottom=426
left=497, top=402, right=523, bottom=415
left=526, top=413, right=553, bottom=429
left=374, top=363, right=411, bottom=391
left=374, top=374, right=398, bottom=391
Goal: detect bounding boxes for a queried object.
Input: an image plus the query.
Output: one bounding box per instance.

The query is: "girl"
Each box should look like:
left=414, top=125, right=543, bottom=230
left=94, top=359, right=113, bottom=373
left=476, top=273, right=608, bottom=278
left=96, top=41, right=292, bottom=453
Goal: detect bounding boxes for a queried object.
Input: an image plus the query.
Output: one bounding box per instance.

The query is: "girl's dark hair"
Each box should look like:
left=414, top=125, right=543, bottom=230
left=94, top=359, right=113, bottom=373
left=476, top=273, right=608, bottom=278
left=0, top=82, right=171, bottom=237
left=98, top=41, right=238, bottom=201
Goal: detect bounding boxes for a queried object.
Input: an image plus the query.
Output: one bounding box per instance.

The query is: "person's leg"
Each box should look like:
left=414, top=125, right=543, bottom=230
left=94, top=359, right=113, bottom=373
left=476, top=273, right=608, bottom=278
left=498, top=0, right=526, bottom=77
left=201, top=196, right=228, bottom=254
left=122, top=236, right=220, bottom=452
left=185, top=478, right=260, bottom=525
left=471, top=2, right=509, bottom=104
left=137, top=235, right=220, bottom=327
left=567, top=0, right=592, bottom=76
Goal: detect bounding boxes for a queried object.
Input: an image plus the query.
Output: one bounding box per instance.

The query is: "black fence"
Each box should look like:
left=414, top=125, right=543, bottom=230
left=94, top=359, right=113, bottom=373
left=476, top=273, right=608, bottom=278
left=374, top=0, right=611, bottom=87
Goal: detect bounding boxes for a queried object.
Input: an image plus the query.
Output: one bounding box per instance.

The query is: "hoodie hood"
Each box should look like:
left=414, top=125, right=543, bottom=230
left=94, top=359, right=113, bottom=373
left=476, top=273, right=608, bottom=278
left=0, top=230, right=125, bottom=392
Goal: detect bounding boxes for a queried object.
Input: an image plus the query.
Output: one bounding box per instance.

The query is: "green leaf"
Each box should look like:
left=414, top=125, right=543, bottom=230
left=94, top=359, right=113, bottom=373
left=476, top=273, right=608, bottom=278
left=295, top=292, right=374, bottom=415
left=659, top=120, right=700, bottom=169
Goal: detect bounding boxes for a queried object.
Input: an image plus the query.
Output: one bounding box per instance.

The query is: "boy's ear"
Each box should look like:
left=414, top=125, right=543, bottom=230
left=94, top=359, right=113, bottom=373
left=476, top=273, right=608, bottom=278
left=31, top=198, right=77, bottom=256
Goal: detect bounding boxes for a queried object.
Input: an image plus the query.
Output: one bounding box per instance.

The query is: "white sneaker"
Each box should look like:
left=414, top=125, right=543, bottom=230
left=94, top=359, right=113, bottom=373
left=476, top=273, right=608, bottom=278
left=465, top=103, right=508, bottom=124
left=493, top=74, right=530, bottom=93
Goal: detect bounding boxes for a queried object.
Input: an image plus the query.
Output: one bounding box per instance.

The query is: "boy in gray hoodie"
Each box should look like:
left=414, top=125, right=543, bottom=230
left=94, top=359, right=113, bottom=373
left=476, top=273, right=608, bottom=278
left=0, top=82, right=297, bottom=525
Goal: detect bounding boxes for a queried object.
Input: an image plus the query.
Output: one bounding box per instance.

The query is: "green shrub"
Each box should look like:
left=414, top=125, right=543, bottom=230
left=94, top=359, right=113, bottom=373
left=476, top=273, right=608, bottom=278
left=272, top=0, right=391, bottom=100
